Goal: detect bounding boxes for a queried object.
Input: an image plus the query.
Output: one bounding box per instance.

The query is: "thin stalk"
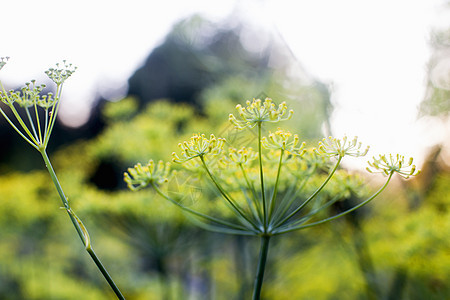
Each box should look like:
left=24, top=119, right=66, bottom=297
left=274, top=194, right=342, bottom=233
left=44, top=84, right=62, bottom=145
left=267, top=150, right=284, bottom=225
left=252, top=235, right=271, bottom=300
left=33, top=101, right=43, bottom=144
left=40, top=150, right=125, bottom=299
left=274, top=156, right=342, bottom=228
left=257, top=123, right=267, bottom=229
left=0, top=107, right=38, bottom=150
left=270, top=170, right=313, bottom=226
left=275, top=172, right=394, bottom=234
left=25, top=107, right=39, bottom=144
left=200, top=156, right=260, bottom=231
left=239, top=164, right=263, bottom=223
left=7, top=103, right=39, bottom=145
left=0, top=84, right=38, bottom=145
left=151, top=182, right=257, bottom=234
left=44, top=108, right=49, bottom=140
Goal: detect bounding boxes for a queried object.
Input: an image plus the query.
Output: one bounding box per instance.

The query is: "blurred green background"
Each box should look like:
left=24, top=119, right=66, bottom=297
left=0, top=8, right=449, bottom=300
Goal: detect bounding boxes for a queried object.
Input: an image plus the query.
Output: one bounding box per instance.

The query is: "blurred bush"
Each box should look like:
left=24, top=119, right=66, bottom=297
left=0, top=96, right=448, bottom=299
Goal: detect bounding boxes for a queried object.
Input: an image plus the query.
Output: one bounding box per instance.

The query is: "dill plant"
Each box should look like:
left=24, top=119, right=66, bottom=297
left=125, top=98, right=419, bottom=299
left=0, top=58, right=124, bottom=299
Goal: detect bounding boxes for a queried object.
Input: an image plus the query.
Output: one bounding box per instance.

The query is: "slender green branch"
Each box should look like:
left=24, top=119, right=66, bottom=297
left=40, top=150, right=125, bottom=299
left=151, top=182, right=257, bottom=234
left=274, top=172, right=394, bottom=234
left=274, top=194, right=342, bottom=233
left=252, top=235, right=271, bottom=300
left=6, top=103, right=39, bottom=146
left=0, top=107, right=39, bottom=150
left=200, top=156, right=260, bottom=231
left=25, top=107, right=40, bottom=144
left=274, top=156, right=342, bottom=228
left=270, top=168, right=314, bottom=226
left=257, top=123, right=268, bottom=229
left=33, top=102, right=43, bottom=145
left=239, top=163, right=263, bottom=223
left=267, top=150, right=284, bottom=224
left=44, top=84, right=62, bottom=145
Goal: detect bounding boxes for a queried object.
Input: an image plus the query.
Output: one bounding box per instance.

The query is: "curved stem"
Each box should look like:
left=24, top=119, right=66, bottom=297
left=252, top=235, right=271, bottom=300
left=40, top=150, right=125, bottom=299
left=200, top=156, right=260, bottom=231
left=239, top=163, right=263, bottom=223
left=274, top=156, right=342, bottom=228
left=0, top=107, right=38, bottom=150
left=270, top=168, right=314, bottom=226
left=275, top=172, right=394, bottom=234
left=151, top=182, right=257, bottom=234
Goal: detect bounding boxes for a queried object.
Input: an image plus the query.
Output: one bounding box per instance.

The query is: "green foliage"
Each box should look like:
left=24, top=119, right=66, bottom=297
left=0, top=89, right=446, bottom=298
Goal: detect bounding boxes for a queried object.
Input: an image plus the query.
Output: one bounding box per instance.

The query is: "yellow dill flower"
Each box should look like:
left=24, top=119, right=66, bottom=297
left=316, top=136, right=369, bottom=158
left=172, top=133, right=226, bottom=163
left=367, top=154, right=420, bottom=179
left=229, top=98, right=293, bottom=129
left=262, top=128, right=306, bottom=155
left=124, top=160, right=172, bottom=191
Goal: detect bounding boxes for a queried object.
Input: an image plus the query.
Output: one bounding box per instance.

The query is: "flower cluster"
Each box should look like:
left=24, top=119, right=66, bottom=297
left=172, top=133, right=226, bottom=163
left=45, top=60, right=77, bottom=85
left=229, top=98, right=293, bottom=129
left=0, top=80, right=53, bottom=109
left=262, top=128, right=306, bottom=155
left=316, top=136, right=369, bottom=158
left=367, top=154, right=419, bottom=179
left=227, top=147, right=258, bottom=165
left=124, top=160, right=172, bottom=191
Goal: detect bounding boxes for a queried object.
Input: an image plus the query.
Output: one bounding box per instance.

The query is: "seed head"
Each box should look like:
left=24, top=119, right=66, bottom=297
left=45, top=60, right=76, bottom=85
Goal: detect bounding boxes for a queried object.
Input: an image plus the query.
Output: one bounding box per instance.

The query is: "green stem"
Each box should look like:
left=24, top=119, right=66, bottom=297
left=275, top=172, right=394, bottom=234
left=200, top=156, right=260, bottom=231
left=151, top=182, right=257, bottom=234
left=0, top=107, right=38, bottom=150
left=274, top=155, right=342, bottom=228
left=252, top=235, right=271, bottom=300
left=267, top=150, right=284, bottom=226
left=257, top=123, right=267, bottom=229
left=239, top=163, right=263, bottom=224
left=25, top=107, right=40, bottom=144
left=44, top=84, right=62, bottom=145
left=40, top=150, right=125, bottom=299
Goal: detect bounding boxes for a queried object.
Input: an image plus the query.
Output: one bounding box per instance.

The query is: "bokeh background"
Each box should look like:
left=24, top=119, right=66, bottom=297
left=0, top=0, right=449, bottom=299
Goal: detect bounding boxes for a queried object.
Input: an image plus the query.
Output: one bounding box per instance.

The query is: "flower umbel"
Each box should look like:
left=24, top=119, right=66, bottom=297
left=262, top=128, right=306, bottom=155
left=0, top=61, right=76, bottom=150
left=229, top=98, right=293, bottom=129
left=172, top=133, right=226, bottom=163
left=367, top=154, right=419, bottom=179
left=124, top=160, right=172, bottom=191
left=227, top=147, right=258, bottom=165
left=316, top=136, right=369, bottom=158
left=45, top=60, right=77, bottom=85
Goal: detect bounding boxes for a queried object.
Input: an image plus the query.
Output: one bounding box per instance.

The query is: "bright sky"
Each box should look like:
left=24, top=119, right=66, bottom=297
left=1, top=0, right=449, bottom=168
